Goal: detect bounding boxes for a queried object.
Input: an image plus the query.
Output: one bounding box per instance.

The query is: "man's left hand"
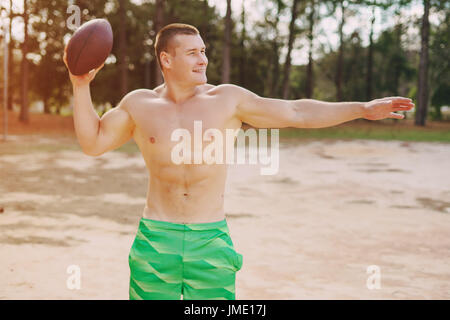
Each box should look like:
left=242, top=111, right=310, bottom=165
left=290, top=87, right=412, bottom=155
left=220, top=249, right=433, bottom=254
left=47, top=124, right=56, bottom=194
left=363, top=97, right=415, bottom=120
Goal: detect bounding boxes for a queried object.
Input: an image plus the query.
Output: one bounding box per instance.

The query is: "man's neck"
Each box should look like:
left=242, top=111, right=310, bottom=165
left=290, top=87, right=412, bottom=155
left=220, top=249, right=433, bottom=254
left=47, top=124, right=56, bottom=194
left=161, top=81, right=200, bottom=104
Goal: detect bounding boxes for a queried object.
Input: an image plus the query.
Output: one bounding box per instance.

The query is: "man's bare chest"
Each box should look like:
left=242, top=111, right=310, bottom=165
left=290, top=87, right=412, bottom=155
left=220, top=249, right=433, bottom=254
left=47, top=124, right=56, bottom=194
left=128, top=96, right=241, bottom=157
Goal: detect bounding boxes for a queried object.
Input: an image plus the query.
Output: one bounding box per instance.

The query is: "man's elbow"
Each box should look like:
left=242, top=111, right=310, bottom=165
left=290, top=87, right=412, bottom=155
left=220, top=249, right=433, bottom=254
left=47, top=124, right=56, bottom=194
left=288, top=111, right=310, bottom=128
left=292, top=119, right=330, bottom=129
left=82, top=149, right=100, bottom=157
left=81, top=144, right=103, bottom=157
left=284, top=101, right=307, bottom=129
left=288, top=102, right=327, bottom=129
left=85, top=150, right=104, bottom=157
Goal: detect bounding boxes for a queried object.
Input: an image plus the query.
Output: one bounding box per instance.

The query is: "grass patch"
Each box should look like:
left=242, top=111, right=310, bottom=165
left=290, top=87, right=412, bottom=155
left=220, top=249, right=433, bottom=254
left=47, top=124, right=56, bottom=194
left=278, top=126, right=450, bottom=143
left=0, top=138, right=139, bottom=156
left=255, top=118, right=450, bottom=143
left=115, top=141, right=140, bottom=154
left=0, top=141, right=80, bottom=155
left=2, top=119, right=448, bottom=157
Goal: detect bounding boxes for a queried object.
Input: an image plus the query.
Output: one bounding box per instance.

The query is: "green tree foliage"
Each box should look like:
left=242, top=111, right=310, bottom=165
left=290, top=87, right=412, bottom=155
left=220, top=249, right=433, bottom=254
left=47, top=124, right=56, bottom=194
left=29, top=0, right=72, bottom=114
left=429, top=6, right=449, bottom=120
left=372, top=24, right=416, bottom=97
left=1, top=0, right=448, bottom=123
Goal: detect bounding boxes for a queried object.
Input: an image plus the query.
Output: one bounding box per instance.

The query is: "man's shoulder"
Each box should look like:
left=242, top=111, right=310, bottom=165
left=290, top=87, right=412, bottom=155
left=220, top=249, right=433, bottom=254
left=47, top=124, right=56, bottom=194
left=209, top=85, right=254, bottom=109
left=121, top=88, right=158, bottom=105
left=205, top=83, right=246, bottom=98
left=117, top=89, right=158, bottom=111
left=121, top=84, right=246, bottom=102
left=124, top=88, right=158, bottom=100
left=203, top=83, right=216, bottom=91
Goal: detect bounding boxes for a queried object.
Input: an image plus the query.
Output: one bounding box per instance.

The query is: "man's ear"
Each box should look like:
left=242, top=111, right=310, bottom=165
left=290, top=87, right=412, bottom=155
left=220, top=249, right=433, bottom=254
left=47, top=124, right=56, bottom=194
left=160, top=51, right=171, bottom=70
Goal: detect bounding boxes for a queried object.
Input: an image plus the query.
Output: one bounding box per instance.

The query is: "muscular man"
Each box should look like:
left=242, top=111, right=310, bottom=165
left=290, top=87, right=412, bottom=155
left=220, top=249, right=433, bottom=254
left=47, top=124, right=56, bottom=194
left=64, top=23, right=414, bottom=300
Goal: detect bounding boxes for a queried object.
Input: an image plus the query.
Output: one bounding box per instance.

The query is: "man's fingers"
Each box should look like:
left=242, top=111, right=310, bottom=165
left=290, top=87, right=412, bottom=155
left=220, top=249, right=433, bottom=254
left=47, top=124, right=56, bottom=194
left=91, top=64, right=103, bottom=78
left=392, top=102, right=415, bottom=111
left=394, top=101, right=414, bottom=105
left=89, top=63, right=104, bottom=75
left=379, top=99, right=414, bottom=109
left=87, top=65, right=103, bottom=81
left=86, top=69, right=96, bottom=80
left=381, top=96, right=412, bottom=100
left=393, top=102, right=415, bottom=107
left=381, top=96, right=412, bottom=104
left=390, top=112, right=405, bottom=119
left=63, top=46, right=68, bottom=64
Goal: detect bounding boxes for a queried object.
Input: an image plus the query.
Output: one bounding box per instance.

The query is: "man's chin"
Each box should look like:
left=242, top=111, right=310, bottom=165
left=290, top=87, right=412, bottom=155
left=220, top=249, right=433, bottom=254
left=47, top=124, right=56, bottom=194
left=194, top=76, right=207, bottom=85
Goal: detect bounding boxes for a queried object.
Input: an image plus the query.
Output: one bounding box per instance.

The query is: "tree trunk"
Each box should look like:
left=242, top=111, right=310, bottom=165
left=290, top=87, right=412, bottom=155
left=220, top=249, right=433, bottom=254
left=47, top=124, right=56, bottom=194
left=118, top=0, right=128, bottom=97
left=392, top=21, right=403, bottom=124
left=7, top=0, right=13, bottom=111
left=268, top=0, right=283, bottom=97
left=415, top=0, right=430, bottom=126
left=305, top=0, right=315, bottom=98
left=366, top=6, right=375, bottom=102
left=393, top=23, right=402, bottom=95
left=19, top=0, right=29, bottom=123
left=167, top=0, right=177, bottom=23
left=239, top=1, right=246, bottom=87
left=335, top=0, right=345, bottom=101
left=201, top=0, right=214, bottom=75
left=282, top=0, right=300, bottom=100
left=154, top=0, right=164, bottom=86
left=43, top=95, right=50, bottom=114
left=201, top=0, right=209, bottom=44
left=144, top=59, right=151, bottom=88
left=221, top=0, right=232, bottom=83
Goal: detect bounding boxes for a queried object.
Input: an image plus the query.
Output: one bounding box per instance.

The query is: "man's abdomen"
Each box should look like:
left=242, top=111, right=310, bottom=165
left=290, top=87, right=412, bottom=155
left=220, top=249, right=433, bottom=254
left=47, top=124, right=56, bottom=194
left=143, top=165, right=228, bottom=223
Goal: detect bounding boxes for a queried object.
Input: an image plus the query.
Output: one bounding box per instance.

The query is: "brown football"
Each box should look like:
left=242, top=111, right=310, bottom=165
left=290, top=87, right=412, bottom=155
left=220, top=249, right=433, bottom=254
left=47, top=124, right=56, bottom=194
left=66, top=19, right=113, bottom=76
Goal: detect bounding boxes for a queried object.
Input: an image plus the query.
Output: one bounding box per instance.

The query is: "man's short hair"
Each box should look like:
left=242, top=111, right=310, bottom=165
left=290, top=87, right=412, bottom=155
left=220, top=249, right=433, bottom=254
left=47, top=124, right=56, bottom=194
left=155, top=23, right=200, bottom=72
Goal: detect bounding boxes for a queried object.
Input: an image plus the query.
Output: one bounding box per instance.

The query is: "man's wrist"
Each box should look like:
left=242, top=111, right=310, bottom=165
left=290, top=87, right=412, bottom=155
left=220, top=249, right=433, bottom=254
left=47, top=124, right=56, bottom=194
left=72, top=83, right=90, bottom=91
left=358, top=102, right=367, bottom=119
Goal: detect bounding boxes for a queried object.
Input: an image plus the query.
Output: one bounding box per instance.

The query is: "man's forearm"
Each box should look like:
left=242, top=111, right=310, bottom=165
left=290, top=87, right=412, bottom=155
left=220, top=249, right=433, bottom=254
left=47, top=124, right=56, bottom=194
left=291, top=99, right=365, bottom=128
left=72, top=84, right=101, bottom=153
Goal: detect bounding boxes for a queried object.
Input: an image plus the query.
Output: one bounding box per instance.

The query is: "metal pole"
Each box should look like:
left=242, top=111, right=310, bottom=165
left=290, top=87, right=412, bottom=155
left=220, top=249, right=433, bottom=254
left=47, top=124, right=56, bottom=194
left=2, top=8, right=8, bottom=142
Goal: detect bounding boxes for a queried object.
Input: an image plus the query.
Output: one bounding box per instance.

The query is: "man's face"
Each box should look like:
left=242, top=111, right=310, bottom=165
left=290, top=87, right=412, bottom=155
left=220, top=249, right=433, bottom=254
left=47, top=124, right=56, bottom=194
left=162, top=34, right=208, bottom=85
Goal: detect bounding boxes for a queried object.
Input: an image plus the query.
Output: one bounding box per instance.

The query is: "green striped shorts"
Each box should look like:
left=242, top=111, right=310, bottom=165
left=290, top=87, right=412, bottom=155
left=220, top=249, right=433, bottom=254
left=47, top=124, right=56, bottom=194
left=128, top=217, right=243, bottom=300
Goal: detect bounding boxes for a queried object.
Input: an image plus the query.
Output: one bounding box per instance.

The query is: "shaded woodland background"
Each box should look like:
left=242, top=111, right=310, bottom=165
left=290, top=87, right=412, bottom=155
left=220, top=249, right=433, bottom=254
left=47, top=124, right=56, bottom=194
left=0, top=0, right=449, bottom=127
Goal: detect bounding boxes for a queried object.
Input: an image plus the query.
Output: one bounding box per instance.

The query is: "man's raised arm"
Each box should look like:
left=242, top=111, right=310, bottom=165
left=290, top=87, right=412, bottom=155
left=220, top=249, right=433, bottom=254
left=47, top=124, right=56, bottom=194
left=230, top=84, right=415, bottom=129
left=64, top=46, right=135, bottom=156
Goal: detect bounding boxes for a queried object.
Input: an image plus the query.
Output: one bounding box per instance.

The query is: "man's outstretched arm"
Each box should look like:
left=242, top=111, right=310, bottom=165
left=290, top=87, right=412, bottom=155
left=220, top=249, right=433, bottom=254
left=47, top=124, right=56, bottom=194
left=229, top=84, right=415, bottom=129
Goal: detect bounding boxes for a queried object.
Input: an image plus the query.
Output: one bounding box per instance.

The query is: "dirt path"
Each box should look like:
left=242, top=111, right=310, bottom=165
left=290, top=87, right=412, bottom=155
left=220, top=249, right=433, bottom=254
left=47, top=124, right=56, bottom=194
left=0, top=134, right=449, bottom=299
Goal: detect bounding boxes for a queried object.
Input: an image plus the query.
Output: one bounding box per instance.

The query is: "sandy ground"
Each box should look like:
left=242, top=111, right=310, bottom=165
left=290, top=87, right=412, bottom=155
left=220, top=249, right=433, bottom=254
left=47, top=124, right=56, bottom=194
left=0, top=134, right=449, bottom=300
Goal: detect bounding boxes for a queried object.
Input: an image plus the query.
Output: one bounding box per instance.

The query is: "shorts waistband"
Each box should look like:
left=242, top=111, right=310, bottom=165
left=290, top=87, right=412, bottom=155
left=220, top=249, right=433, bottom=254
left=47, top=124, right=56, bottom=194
left=139, top=216, right=228, bottom=231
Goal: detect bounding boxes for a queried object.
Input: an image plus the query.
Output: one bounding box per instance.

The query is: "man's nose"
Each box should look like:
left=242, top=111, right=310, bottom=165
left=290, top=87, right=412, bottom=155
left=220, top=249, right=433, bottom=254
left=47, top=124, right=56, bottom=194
left=198, top=55, right=208, bottom=66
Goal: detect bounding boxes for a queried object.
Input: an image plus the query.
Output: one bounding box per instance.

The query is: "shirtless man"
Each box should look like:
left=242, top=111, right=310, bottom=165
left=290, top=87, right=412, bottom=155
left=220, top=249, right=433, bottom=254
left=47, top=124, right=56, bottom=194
left=63, top=23, right=414, bottom=300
